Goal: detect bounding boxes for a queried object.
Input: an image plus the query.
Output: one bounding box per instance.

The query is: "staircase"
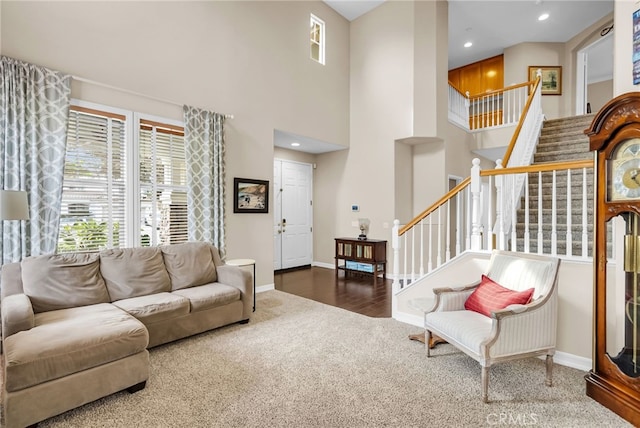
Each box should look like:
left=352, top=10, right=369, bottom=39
left=515, top=114, right=595, bottom=256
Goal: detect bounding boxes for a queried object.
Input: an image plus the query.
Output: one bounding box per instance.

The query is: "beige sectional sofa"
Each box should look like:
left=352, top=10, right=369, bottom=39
left=0, top=242, right=253, bottom=428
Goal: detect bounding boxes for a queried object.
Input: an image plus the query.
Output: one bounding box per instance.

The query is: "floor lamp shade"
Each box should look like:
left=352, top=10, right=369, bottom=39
left=0, top=190, right=30, bottom=220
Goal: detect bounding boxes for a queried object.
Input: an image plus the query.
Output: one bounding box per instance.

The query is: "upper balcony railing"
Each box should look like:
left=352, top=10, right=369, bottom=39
left=449, top=77, right=540, bottom=131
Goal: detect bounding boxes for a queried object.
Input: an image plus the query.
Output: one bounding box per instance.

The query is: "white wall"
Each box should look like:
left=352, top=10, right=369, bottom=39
left=587, top=79, right=614, bottom=113
left=395, top=252, right=595, bottom=366
left=504, top=42, right=566, bottom=119
left=614, top=0, right=638, bottom=95
left=1, top=1, right=350, bottom=287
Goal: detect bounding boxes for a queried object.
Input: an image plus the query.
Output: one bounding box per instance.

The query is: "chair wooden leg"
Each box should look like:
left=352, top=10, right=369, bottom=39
left=425, top=330, right=432, bottom=357
left=545, top=354, right=553, bottom=387
left=481, top=366, right=489, bottom=403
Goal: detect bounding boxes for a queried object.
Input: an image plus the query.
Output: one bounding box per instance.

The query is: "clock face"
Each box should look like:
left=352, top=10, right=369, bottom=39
left=608, top=138, right=640, bottom=201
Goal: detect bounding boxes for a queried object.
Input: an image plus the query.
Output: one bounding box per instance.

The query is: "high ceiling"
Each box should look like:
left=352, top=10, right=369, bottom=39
left=324, top=0, right=613, bottom=69
left=276, top=0, right=615, bottom=154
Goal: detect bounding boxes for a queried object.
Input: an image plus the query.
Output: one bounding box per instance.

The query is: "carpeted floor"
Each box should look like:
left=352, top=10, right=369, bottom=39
left=38, top=290, right=630, bottom=427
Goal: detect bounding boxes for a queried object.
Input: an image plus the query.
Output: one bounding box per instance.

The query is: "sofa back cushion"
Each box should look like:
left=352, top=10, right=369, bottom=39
left=100, top=247, right=171, bottom=301
left=21, top=253, right=110, bottom=313
left=161, top=242, right=217, bottom=290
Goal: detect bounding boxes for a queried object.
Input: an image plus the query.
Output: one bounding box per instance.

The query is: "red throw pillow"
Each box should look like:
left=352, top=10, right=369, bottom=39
left=464, top=275, right=534, bottom=317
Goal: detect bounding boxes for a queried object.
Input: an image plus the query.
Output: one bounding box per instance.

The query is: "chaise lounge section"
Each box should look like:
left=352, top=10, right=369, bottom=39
left=0, top=241, right=253, bottom=427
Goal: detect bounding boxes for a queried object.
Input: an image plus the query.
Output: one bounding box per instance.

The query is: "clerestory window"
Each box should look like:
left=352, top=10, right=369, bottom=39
left=310, top=14, right=325, bottom=64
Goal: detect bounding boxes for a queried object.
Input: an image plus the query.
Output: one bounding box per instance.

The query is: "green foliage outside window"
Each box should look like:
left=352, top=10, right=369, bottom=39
left=58, top=220, right=120, bottom=252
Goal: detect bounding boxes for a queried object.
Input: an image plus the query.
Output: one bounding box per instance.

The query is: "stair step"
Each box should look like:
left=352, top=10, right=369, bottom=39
left=539, top=129, right=591, bottom=142
left=534, top=139, right=590, bottom=153
left=534, top=150, right=593, bottom=162
left=541, top=114, right=595, bottom=130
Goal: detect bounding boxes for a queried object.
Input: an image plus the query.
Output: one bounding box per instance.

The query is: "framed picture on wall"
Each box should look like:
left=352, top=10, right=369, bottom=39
left=528, top=66, right=562, bottom=95
left=233, top=178, right=269, bottom=213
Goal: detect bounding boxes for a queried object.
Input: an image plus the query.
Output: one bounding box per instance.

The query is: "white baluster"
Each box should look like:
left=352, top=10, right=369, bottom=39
left=470, top=158, right=482, bottom=250
left=511, top=174, right=518, bottom=251
left=487, top=175, right=494, bottom=250
left=566, top=169, right=573, bottom=256
left=495, top=159, right=505, bottom=250
left=582, top=167, right=588, bottom=258
left=446, top=200, right=451, bottom=262
left=437, top=208, right=442, bottom=267
left=551, top=170, right=557, bottom=255
left=465, top=186, right=472, bottom=251
left=403, top=227, right=408, bottom=286
left=537, top=171, right=543, bottom=254
left=419, top=220, right=424, bottom=277
left=456, top=191, right=462, bottom=256
left=524, top=172, right=530, bottom=253
left=411, top=227, right=416, bottom=283
left=428, top=215, right=433, bottom=272
left=392, top=219, right=401, bottom=291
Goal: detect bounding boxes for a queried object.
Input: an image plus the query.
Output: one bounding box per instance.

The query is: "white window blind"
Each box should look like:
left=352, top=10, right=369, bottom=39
left=138, top=119, right=188, bottom=246
left=58, top=106, right=127, bottom=253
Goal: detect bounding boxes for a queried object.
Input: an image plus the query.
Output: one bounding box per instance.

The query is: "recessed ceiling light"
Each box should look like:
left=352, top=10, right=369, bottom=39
left=538, top=13, right=549, bottom=21
left=291, top=142, right=300, bottom=147
left=464, top=42, right=473, bottom=48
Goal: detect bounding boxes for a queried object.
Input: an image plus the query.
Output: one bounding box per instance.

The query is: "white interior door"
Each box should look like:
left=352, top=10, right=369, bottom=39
left=273, top=161, right=283, bottom=270
left=273, top=159, right=313, bottom=270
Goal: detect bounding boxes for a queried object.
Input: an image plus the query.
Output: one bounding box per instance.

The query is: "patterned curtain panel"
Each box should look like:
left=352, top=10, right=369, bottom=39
left=183, top=106, right=226, bottom=257
left=0, top=56, right=71, bottom=263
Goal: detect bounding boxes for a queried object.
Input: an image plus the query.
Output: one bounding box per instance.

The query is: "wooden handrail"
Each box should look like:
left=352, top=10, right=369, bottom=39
left=398, top=177, right=471, bottom=236
left=467, top=79, right=536, bottom=100
left=501, top=76, right=541, bottom=166
left=480, top=159, right=594, bottom=176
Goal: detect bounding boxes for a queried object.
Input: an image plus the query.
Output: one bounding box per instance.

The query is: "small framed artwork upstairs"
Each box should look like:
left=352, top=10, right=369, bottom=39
left=233, top=177, right=269, bottom=213
left=528, top=65, right=562, bottom=95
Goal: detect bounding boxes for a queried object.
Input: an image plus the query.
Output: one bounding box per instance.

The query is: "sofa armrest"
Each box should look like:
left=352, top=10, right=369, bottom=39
left=431, top=282, right=480, bottom=312
left=216, top=265, right=253, bottom=319
left=2, top=293, right=34, bottom=338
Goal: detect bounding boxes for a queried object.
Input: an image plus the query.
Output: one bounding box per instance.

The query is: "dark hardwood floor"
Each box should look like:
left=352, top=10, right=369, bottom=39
left=274, top=266, right=392, bottom=318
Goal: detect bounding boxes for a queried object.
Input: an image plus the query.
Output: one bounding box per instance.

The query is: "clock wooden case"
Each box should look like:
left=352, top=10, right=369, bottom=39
left=586, top=92, right=640, bottom=425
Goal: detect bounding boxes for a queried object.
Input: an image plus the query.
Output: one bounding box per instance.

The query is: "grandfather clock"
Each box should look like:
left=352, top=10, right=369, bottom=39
left=585, top=92, right=640, bottom=425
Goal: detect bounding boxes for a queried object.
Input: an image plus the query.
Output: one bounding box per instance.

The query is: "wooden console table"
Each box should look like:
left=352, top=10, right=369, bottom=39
left=335, top=237, right=387, bottom=285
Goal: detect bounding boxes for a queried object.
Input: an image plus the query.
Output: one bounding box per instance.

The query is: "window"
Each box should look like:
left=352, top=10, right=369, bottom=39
left=59, top=105, right=127, bottom=253
left=310, top=14, right=325, bottom=64
left=58, top=102, right=188, bottom=253
left=138, top=117, right=187, bottom=247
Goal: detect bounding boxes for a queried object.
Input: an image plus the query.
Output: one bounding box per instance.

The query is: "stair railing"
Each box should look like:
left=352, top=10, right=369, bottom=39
left=480, top=159, right=594, bottom=257
left=448, top=76, right=541, bottom=131
left=494, top=73, right=543, bottom=237
left=448, top=81, right=470, bottom=129
left=392, top=157, right=594, bottom=292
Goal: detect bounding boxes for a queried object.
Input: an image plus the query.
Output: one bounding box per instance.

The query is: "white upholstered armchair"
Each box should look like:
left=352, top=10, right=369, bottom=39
left=424, top=250, right=561, bottom=403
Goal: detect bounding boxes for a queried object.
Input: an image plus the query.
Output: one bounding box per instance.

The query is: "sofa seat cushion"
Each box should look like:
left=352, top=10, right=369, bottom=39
left=172, top=283, right=241, bottom=312
left=21, top=253, right=110, bottom=313
left=425, top=310, right=493, bottom=355
left=3, top=303, right=148, bottom=393
left=100, top=247, right=171, bottom=301
left=113, top=292, right=190, bottom=324
left=161, top=242, right=217, bottom=290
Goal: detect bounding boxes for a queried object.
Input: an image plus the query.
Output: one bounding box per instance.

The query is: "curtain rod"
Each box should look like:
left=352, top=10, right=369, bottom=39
left=71, top=75, right=234, bottom=119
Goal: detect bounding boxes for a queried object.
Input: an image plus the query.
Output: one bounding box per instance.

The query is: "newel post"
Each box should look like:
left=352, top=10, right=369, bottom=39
left=392, top=219, right=401, bottom=292
left=470, top=158, right=482, bottom=250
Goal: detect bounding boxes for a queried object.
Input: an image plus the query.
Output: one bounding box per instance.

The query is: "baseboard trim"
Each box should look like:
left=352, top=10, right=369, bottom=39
left=256, top=283, right=275, bottom=293
left=312, top=261, right=334, bottom=270
left=393, top=310, right=593, bottom=371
